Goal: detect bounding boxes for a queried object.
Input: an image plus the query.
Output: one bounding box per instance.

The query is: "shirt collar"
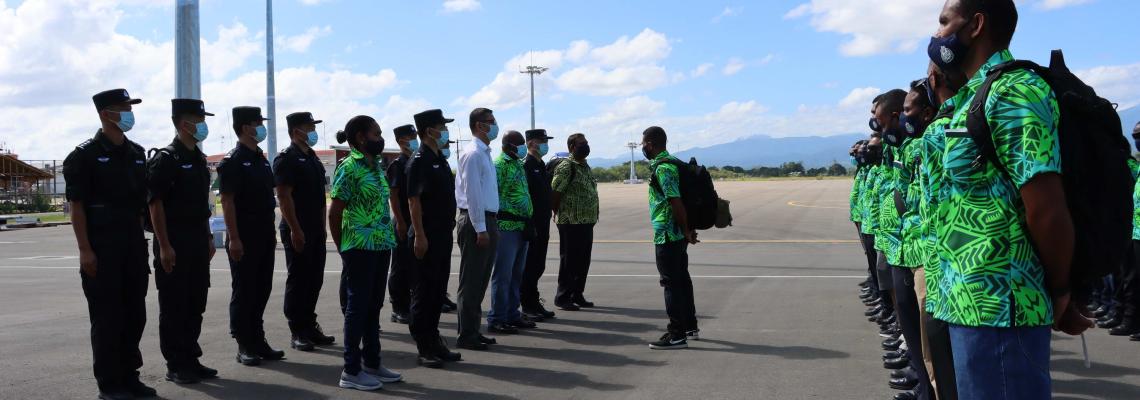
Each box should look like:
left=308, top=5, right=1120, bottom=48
left=94, top=129, right=118, bottom=151
left=348, top=148, right=379, bottom=169
left=650, top=150, right=672, bottom=166
left=169, top=137, right=202, bottom=159
left=472, top=138, right=490, bottom=153
left=966, top=49, right=1014, bottom=90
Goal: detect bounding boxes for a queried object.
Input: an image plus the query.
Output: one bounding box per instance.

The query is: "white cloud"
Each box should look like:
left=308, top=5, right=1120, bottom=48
left=1076, top=63, right=1140, bottom=109
left=722, top=58, right=746, bottom=76
left=279, top=25, right=332, bottom=53
left=838, top=87, right=882, bottom=108
left=691, top=63, right=714, bottom=78
left=442, top=0, right=481, bottom=13
left=1038, top=0, right=1094, bottom=10
left=712, top=6, right=742, bottom=23
left=785, top=0, right=944, bottom=57
left=458, top=28, right=675, bottom=109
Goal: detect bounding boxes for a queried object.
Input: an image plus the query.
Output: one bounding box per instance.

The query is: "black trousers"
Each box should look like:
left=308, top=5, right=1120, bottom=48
left=859, top=232, right=880, bottom=293
left=1115, top=240, right=1140, bottom=313
left=520, top=219, right=551, bottom=310
left=925, top=315, right=958, bottom=400
left=282, top=225, right=328, bottom=336
left=340, top=249, right=390, bottom=375
left=228, top=227, right=276, bottom=346
left=656, top=240, right=698, bottom=335
left=82, top=230, right=149, bottom=393
left=410, top=231, right=454, bottom=355
left=892, top=267, right=931, bottom=400
left=555, top=223, right=595, bottom=305
left=153, top=228, right=211, bottom=370
left=388, top=236, right=414, bottom=314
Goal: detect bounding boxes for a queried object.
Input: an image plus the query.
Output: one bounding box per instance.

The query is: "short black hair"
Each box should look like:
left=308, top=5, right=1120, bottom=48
left=909, top=79, right=934, bottom=110
left=642, top=126, right=667, bottom=147
left=878, top=89, right=908, bottom=115
left=957, top=0, right=1018, bottom=48
left=872, top=93, right=885, bottom=105
left=469, top=108, right=493, bottom=132
left=567, top=133, right=586, bottom=149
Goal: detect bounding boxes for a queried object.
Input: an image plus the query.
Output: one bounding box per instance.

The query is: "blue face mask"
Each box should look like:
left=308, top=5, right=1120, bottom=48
left=253, top=125, right=267, bottom=143
left=193, top=122, right=209, bottom=142
left=407, top=139, right=420, bottom=152
left=515, top=145, right=527, bottom=158
left=850, top=156, right=858, bottom=166
left=899, top=112, right=928, bottom=139
left=115, top=111, right=135, bottom=132
left=486, top=124, right=499, bottom=141
left=437, top=129, right=450, bottom=146
left=927, top=31, right=968, bottom=70
left=441, top=148, right=451, bottom=159
left=305, top=131, right=318, bottom=147
left=538, top=143, right=549, bottom=156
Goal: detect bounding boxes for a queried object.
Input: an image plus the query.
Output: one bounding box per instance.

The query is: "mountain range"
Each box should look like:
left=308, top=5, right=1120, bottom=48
left=591, top=106, right=1140, bottom=169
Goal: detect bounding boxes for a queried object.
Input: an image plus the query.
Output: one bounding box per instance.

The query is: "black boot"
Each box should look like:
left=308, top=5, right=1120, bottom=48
left=1110, top=307, right=1140, bottom=336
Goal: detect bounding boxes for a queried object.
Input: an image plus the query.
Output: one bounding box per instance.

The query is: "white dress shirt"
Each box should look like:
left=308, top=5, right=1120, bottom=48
left=455, top=138, right=499, bottom=232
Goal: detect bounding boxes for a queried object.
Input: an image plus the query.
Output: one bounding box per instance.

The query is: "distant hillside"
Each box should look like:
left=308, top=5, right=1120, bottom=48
left=591, top=133, right=866, bottom=168
left=1122, top=107, right=1139, bottom=147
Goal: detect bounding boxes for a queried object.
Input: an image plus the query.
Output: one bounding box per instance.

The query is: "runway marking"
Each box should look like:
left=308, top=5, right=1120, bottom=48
left=786, top=201, right=848, bottom=209
left=563, top=239, right=859, bottom=244
left=10, top=256, right=77, bottom=261
left=0, top=241, right=35, bottom=244
left=0, top=265, right=862, bottom=279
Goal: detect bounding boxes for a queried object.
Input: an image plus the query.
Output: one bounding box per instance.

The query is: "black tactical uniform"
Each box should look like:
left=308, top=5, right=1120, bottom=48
left=386, top=124, right=417, bottom=321
left=521, top=129, right=555, bottom=315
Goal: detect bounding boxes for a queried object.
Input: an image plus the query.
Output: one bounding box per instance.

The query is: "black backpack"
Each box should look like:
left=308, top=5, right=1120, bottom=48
left=966, top=49, right=1132, bottom=301
left=650, top=157, right=728, bottom=231
left=546, top=156, right=573, bottom=182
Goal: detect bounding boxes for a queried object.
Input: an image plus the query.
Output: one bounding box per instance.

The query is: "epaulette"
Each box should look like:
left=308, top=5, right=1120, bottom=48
left=75, top=139, right=95, bottom=150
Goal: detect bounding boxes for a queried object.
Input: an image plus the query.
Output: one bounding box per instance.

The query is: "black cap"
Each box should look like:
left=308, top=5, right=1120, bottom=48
left=232, top=106, right=267, bottom=125
left=286, top=112, right=322, bottom=128
left=394, top=124, right=417, bottom=138
left=93, top=88, right=141, bottom=110
left=413, top=109, right=454, bottom=129
left=525, top=129, right=553, bottom=141
left=172, top=98, right=214, bottom=117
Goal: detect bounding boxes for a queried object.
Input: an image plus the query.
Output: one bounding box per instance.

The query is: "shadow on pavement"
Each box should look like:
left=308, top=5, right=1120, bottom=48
left=445, top=361, right=635, bottom=391
left=491, top=343, right=666, bottom=368
left=179, top=377, right=327, bottom=400
left=689, top=338, right=850, bottom=360
left=1053, top=377, right=1140, bottom=400
left=588, top=257, right=858, bottom=273
left=538, top=315, right=660, bottom=334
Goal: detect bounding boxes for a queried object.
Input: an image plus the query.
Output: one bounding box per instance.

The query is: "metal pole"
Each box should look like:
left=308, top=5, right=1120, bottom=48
left=175, top=0, right=201, bottom=150
left=529, top=72, right=535, bottom=130
left=266, top=0, right=278, bottom=162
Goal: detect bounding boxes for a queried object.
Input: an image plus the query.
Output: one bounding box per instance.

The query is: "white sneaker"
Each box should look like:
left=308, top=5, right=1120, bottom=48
left=362, top=364, right=403, bottom=383
left=339, top=370, right=382, bottom=391
left=686, top=329, right=701, bottom=341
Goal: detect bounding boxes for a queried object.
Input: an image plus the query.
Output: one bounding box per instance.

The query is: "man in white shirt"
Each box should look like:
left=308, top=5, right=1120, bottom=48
left=455, top=107, right=503, bottom=350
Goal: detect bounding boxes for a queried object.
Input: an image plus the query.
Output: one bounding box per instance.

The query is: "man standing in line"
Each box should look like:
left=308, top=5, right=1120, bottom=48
left=521, top=129, right=557, bottom=321
left=386, top=124, right=419, bottom=325
left=488, top=130, right=535, bottom=332
left=455, top=107, right=504, bottom=348
left=640, top=126, right=700, bottom=350
left=551, top=133, right=600, bottom=311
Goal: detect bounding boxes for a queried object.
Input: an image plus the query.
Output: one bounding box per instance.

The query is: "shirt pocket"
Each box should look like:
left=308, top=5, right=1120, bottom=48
left=942, top=129, right=985, bottom=188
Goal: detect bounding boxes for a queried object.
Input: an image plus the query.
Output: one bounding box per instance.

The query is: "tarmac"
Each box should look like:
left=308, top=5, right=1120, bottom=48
left=0, top=179, right=1136, bottom=399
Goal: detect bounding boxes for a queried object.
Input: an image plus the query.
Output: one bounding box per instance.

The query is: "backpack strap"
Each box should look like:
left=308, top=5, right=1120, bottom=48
left=649, top=158, right=686, bottom=195
left=966, top=59, right=1049, bottom=183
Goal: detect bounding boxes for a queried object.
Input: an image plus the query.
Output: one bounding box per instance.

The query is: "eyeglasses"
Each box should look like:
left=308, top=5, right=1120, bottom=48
left=918, top=78, right=938, bottom=108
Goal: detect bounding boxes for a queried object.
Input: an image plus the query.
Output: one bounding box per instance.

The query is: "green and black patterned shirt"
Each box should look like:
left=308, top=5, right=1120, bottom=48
left=330, top=148, right=396, bottom=252
left=919, top=100, right=956, bottom=313
left=876, top=146, right=903, bottom=266
left=495, top=153, right=533, bottom=232
left=551, top=158, right=599, bottom=225
left=850, top=167, right=867, bottom=223
left=898, top=137, right=923, bottom=269
left=649, top=151, right=686, bottom=244
left=1130, top=159, right=1140, bottom=240
left=934, top=49, right=1060, bottom=328
left=861, top=164, right=883, bottom=235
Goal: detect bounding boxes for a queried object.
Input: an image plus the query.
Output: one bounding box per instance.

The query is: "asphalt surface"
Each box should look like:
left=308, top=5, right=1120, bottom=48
left=1, top=179, right=1137, bottom=399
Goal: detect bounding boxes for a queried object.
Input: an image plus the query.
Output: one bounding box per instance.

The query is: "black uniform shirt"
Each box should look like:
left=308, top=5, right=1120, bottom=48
left=63, top=129, right=148, bottom=232
left=272, top=143, right=327, bottom=231
left=146, top=137, right=211, bottom=230
left=524, top=154, right=552, bottom=221
left=217, top=144, right=276, bottom=228
left=386, top=153, right=412, bottom=229
left=405, top=147, right=456, bottom=233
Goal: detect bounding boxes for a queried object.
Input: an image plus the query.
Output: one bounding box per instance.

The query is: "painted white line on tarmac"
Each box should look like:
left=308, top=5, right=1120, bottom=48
left=0, top=265, right=862, bottom=279
left=786, top=201, right=847, bottom=209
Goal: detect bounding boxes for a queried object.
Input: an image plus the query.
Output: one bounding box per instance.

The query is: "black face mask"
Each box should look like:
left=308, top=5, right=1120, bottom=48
left=1132, top=133, right=1140, bottom=153
left=364, top=138, right=384, bottom=156
left=573, top=143, right=590, bottom=159
left=881, top=115, right=905, bottom=147
left=642, top=145, right=653, bottom=160
left=869, top=117, right=882, bottom=133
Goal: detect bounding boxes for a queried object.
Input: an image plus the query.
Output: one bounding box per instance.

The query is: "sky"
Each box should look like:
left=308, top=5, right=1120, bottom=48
left=0, top=0, right=1137, bottom=161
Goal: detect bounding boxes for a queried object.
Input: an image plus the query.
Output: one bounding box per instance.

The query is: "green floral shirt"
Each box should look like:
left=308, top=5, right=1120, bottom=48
left=329, top=149, right=396, bottom=252
left=861, top=164, right=883, bottom=235
left=919, top=101, right=956, bottom=313
left=850, top=167, right=868, bottom=223
left=934, top=49, right=1060, bottom=328
left=649, top=151, right=686, bottom=244
left=1130, top=158, right=1140, bottom=240
left=876, top=146, right=903, bottom=266
left=898, top=137, right=922, bottom=268
left=495, top=153, right=533, bottom=232
left=552, top=158, right=599, bottom=225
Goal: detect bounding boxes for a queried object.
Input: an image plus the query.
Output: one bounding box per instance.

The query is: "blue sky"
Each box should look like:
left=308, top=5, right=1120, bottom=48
left=1, top=0, right=1137, bottom=160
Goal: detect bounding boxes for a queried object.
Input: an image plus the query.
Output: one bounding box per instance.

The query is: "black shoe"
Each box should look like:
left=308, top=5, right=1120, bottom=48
left=478, top=335, right=498, bottom=345
left=507, top=320, right=537, bottom=329
left=883, top=357, right=909, bottom=370
left=442, top=295, right=458, bottom=312
left=1093, top=305, right=1111, bottom=318
left=882, top=349, right=906, bottom=361
left=535, top=303, right=556, bottom=318
left=191, top=360, right=218, bottom=379
left=879, top=326, right=900, bottom=338
left=863, top=298, right=882, bottom=307
left=308, top=323, right=336, bottom=345
left=418, top=354, right=444, bottom=368
left=894, top=392, right=917, bottom=400
left=1110, top=319, right=1140, bottom=336
left=865, top=305, right=885, bottom=317
left=1130, top=332, right=1140, bottom=341
left=391, top=312, right=411, bottom=325
left=522, top=311, right=546, bottom=322
left=165, top=369, right=200, bottom=385
left=878, top=314, right=897, bottom=326
left=254, top=340, right=286, bottom=360
left=572, top=297, right=595, bottom=308
left=456, top=340, right=489, bottom=351
left=649, top=332, right=688, bottom=350
left=890, top=368, right=908, bottom=380
left=127, top=380, right=158, bottom=398
left=882, top=338, right=902, bottom=351
left=555, top=301, right=580, bottom=311
left=436, top=339, right=463, bottom=362
left=1098, top=314, right=1123, bottom=329
left=236, top=346, right=262, bottom=366
left=889, top=376, right=919, bottom=390
left=98, top=391, right=133, bottom=400
left=488, top=323, right=519, bottom=334
left=291, top=336, right=315, bottom=352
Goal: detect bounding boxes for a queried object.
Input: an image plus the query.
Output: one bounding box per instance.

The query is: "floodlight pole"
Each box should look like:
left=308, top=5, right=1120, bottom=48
left=627, top=142, right=639, bottom=183
left=520, top=65, right=548, bottom=130
left=265, top=0, right=278, bottom=162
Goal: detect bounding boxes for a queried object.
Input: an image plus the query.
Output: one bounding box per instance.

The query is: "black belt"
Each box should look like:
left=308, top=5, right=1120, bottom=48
left=459, top=209, right=497, bottom=217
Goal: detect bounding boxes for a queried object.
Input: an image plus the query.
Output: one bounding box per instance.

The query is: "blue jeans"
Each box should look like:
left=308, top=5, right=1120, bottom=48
left=949, top=324, right=1051, bottom=400
left=488, top=230, right=528, bottom=325
left=340, top=249, right=390, bottom=375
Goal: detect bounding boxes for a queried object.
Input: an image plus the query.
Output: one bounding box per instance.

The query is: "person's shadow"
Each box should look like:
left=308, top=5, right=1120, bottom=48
left=180, top=377, right=326, bottom=399
left=689, top=338, right=850, bottom=360
left=1052, top=357, right=1140, bottom=400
